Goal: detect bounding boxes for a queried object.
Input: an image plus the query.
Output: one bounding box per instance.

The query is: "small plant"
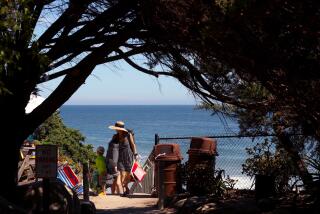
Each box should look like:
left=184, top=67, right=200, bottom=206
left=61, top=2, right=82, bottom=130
left=224, top=175, right=238, bottom=190
left=212, top=169, right=227, bottom=197
left=184, top=162, right=216, bottom=196
left=242, top=138, right=297, bottom=193
left=181, top=161, right=234, bottom=197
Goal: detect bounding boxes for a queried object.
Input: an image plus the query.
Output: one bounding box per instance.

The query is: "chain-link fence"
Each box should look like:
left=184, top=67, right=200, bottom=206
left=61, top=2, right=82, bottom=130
left=156, top=134, right=274, bottom=190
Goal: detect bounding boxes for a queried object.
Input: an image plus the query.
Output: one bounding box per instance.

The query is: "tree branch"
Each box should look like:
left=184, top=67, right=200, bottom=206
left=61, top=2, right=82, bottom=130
left=41, top=42, right=151, bottom=83
left=36, top=5, right=73, bottom=49
left=25, top=19, right=139, bottom=134
left=170, top=50, right=269, bottom=109
left=22, top=0, right=46, bottom=44
left=45, top=1, right=135, bottom=62
left=117, top=49, right=176, bottom=78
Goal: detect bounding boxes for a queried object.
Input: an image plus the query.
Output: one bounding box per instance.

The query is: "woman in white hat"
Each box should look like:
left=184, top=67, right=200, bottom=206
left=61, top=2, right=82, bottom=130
left=106, top=121, right=138, bottom=196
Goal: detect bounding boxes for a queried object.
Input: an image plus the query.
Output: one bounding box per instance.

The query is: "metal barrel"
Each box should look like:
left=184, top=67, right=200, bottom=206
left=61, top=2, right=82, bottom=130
left=187, top=137, right=217, bottom=194
left=154, top=144, right=182, bottom=209
left=187, top=137, right=217, bottom=169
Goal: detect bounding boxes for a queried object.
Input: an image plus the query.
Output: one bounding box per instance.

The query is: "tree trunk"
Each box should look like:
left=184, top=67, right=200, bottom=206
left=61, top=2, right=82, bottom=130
left=0, top=135, right=22, bottom=201
left=0, top=97, right=29, bottom=203
left=275, top=129, right=314, bottom=189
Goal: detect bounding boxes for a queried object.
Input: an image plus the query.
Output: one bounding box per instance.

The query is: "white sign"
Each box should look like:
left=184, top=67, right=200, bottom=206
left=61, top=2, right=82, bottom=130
left=36, top=145, right=58, bottom=178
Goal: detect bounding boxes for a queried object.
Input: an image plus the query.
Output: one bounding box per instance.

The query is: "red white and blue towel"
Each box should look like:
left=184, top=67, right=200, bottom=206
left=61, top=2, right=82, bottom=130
left=57, top=164, right=83, bottom=195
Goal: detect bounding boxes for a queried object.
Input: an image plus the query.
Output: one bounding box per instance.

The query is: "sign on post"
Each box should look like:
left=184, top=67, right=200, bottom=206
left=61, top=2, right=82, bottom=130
left=35, top=145, right=58, bottom=178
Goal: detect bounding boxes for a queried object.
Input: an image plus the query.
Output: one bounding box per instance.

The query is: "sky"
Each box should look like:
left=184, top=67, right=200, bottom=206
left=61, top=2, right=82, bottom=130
left=35, top=5, right=197, bottom=105
left=38, top=60, right=198, bottom=105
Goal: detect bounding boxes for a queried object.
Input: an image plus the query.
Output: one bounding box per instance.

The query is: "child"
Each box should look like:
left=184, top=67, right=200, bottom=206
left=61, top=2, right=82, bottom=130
left=95, top=146, right=107, bottom=195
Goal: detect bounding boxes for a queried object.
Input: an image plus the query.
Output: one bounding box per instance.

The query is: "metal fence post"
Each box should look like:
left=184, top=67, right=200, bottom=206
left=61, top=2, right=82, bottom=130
left=83, top=161, right=89, bottom=201
left=154, top=134, right=160, bottom=198
left=155, top=133, right=159, bottom=145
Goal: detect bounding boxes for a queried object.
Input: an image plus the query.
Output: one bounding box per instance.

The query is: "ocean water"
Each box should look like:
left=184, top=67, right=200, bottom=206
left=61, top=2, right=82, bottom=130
left=60, top=105, right=256, bottom=188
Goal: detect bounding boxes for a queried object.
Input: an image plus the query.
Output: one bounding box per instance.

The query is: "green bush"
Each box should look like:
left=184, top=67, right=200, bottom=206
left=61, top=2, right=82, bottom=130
left=34, top=112, right=96, bottom=169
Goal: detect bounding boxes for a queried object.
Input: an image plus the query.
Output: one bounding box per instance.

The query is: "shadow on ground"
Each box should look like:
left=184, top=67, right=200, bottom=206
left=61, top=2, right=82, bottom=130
left=96, top=204, right=166, bottom=214
left=127, top=194, right=157, bottom=199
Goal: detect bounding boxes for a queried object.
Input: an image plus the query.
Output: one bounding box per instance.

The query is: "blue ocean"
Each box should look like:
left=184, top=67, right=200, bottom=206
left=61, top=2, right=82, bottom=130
left=60, top=105, right=257, bottom=188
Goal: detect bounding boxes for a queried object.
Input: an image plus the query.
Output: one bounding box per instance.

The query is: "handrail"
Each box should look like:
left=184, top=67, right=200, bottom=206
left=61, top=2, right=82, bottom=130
left=129, top=149, right=155, bottom=194
left=18, top=155, right=31, bottom=181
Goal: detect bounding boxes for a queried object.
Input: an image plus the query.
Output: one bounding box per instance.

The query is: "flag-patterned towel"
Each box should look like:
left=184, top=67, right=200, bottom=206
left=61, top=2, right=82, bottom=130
left=57, top=164, right=83, bottom=195
left=131, top=161, right=146, bottom=182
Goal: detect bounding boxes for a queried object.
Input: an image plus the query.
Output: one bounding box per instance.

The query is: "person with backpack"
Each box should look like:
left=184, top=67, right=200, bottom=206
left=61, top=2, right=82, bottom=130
left=107, top=121, right=139, bottom=196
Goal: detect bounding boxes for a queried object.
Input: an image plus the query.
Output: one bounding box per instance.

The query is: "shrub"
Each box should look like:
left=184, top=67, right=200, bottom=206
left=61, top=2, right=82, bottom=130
left=34, top=112, right=96, bottom=170
left=242, top=138, right=298, bottom=193
left=181, top=161, right=234, bottom=197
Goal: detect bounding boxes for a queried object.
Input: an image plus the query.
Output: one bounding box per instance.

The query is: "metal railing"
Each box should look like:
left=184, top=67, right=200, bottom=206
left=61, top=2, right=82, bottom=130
left=130, top=150, right=155, bottom=195
left=154, top=133, right=275, bottom=190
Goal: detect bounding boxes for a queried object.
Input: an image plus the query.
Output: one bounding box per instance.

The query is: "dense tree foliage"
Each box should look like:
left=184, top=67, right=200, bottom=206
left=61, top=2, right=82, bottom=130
left=140, top=0, right=320, bottom=189
left=142, top=0, right=320, bottom=139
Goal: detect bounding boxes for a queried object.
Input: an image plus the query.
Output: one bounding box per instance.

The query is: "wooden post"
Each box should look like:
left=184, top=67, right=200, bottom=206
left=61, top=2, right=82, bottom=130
left=35, top=145, right=57, bottom=214
left=43, top=178, right=50, bottom=213
left=17, top=155, right=30, bottom=181
left=83, top=161, right=89, bottom=201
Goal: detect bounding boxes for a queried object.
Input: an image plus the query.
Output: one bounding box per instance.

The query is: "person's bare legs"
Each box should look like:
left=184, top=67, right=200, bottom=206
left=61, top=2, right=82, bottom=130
left=115, top=174, right=123, bottom=194
left=111, top=166, right=120, bottom=194
left=102, top=184, right=106, bottom=195
left=124, top=172, right=132, bottom=194
left=120, top=171, right=126, bottom=193
left=111, top=180, right=116, bottom=194
left=121, top=171, right=131, bottom=194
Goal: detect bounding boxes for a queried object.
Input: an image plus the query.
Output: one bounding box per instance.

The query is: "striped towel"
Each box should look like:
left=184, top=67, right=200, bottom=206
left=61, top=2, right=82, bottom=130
left=73, top=183, right=84, bottom=195
left=57, top=164, right=83, bottom=195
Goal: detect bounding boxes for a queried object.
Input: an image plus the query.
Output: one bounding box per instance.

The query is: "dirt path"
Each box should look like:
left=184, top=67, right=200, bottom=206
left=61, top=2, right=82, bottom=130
left=91, top=194, right=173, bottom=214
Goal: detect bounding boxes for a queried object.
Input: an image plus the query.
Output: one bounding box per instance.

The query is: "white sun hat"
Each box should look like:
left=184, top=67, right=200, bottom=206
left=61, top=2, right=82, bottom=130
left=108, top=121, right=128, bottom=132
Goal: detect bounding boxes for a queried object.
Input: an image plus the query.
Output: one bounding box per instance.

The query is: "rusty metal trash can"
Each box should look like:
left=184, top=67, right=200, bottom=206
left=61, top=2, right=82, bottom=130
left=187, top=137, right=217, bottom=169
left=187, top=137, right=217, bottom=195
left=154, top=144, right=183, bottom=208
